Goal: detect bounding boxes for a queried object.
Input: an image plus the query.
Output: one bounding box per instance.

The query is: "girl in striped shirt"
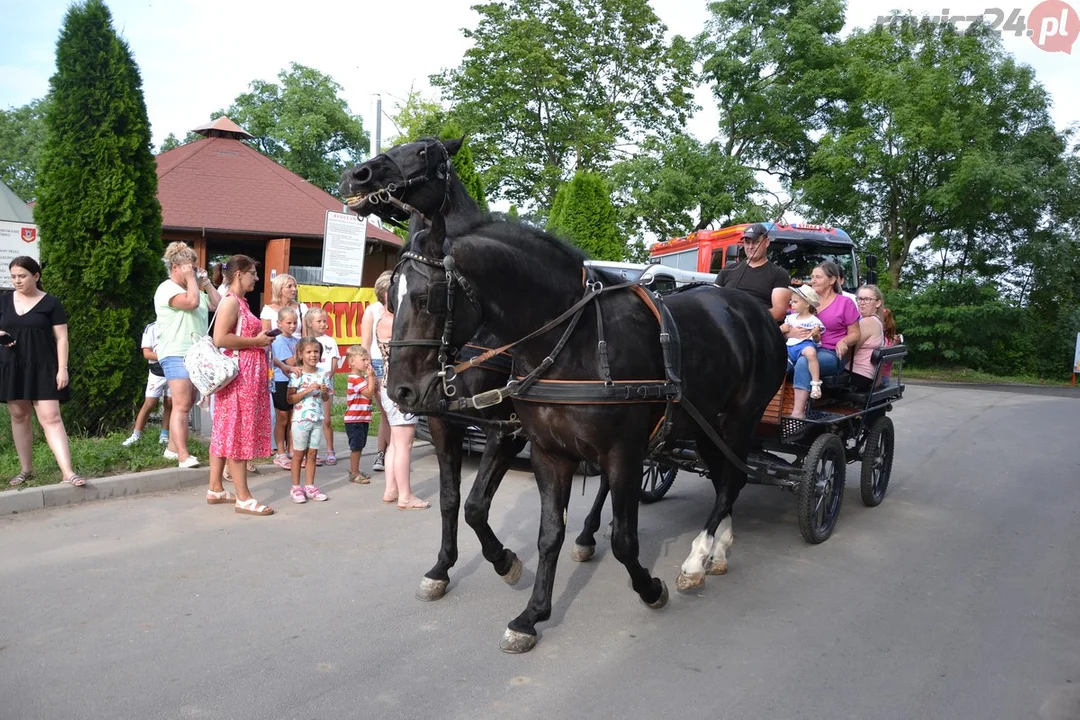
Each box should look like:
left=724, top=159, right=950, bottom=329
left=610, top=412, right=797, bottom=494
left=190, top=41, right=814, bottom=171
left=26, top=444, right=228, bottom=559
left=344, top=345, right=376, bottom=484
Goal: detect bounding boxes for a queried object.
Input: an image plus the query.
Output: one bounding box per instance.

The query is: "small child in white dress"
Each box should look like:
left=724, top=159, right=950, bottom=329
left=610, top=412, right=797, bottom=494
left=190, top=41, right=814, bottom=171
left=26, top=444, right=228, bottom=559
left=781, top=285, right=827, bottom=399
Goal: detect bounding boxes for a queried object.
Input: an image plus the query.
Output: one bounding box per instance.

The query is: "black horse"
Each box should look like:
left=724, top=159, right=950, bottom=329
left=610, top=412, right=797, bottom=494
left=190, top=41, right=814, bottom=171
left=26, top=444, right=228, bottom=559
left=347, top=150, right=610, bottom=603
left=342, top=138, right=785, bottom=653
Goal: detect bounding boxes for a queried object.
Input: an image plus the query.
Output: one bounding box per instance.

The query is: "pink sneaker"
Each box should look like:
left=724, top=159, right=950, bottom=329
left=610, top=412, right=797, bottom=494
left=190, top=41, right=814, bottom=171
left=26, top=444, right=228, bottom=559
left=290, top=486, right=307, bottom=504
left=273, top=454, right=292, bottom=470
left=303, top=485, right=328, bottom=502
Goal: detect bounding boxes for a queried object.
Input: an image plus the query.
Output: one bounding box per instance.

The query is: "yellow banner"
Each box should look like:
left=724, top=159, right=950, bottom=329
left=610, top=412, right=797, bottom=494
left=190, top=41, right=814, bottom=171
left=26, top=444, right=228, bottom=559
left=298, top=284, right=377, bottom=347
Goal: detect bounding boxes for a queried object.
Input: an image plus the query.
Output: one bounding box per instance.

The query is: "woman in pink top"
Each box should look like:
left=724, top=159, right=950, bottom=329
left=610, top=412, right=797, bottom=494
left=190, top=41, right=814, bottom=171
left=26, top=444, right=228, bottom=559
left=783, top=261, right=860, bottom=417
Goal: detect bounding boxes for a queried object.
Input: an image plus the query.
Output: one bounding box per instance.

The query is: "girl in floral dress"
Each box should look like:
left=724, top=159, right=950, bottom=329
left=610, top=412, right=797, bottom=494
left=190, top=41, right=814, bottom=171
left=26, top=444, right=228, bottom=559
left=207, top=255, right=275, bottom=516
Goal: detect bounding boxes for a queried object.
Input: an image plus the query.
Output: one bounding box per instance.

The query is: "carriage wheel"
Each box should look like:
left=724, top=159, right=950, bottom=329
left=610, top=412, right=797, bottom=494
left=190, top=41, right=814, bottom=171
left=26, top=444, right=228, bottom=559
left=860, top=416, right=894, bottom=507
left=640, top=460, right=677, bottom=504
left=797, top=433, right=846, bottom=544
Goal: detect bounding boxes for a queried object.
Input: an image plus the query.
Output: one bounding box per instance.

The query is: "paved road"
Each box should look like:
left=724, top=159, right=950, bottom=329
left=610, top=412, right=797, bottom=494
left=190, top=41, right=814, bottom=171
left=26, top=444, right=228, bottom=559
left=1, top=385, right=1078, bottom=720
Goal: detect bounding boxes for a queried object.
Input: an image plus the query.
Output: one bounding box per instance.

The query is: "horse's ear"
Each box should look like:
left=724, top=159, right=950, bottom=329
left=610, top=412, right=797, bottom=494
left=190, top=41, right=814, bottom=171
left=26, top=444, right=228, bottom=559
left=443, top=136, right=465, bottom=157
left=422, top=213, right=447, bottom=258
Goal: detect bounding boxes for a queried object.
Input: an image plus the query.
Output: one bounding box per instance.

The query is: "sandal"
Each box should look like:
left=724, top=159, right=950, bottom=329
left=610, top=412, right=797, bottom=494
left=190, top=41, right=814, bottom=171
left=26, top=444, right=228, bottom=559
left=234, top=497, right=273, bottom=516
left=349, top=472, right=371, bottom=485
left=206, top=488, right=237, bottom=505
left=247, top=462, right=258, bottom=473
left=397, top=496, right=431, bottom=510
left=62, top=474, right=87, bottom=487
left=382, top=493, right=399, bottom=504
left=324, top=452, right=337, bottom=466
left=8, top=471, right=32, bottom=487
left=810, top=380, right=823, bottom=400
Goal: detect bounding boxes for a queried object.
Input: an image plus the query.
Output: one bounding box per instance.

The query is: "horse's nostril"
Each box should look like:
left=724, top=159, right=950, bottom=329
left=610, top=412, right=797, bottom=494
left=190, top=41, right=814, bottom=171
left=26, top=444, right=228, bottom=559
left=396, top=385, right=415, bottom=406
left=353, top=166, right=372, bottom=185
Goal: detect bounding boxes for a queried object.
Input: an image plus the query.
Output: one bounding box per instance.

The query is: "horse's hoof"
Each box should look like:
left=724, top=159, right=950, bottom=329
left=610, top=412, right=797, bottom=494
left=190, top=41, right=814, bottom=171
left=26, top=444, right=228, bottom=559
left=416, top=577, right=449, bottom=601
left=501, top=553, right=523, bottom=586
left=643, top=580, right=669, bottom=609
left=500, top=628, right=537, bottom=654
left=706, top=557, right=729, bottom=576
left=570, top=544, right=595, bottom=562
left=676, top=571, right=704, bottom=592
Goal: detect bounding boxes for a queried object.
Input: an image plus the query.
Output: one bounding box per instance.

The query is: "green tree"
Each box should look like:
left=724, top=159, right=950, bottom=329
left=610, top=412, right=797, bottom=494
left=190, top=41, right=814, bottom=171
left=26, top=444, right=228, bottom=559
left=611, top=133, right=762, bottom=244
left=0, top=98, right=49, bottom=201
left=388, top=89, right=449, bottom=145
left=547, top=170, right=622, bottom=260
left=433, top=0, right=696, bottom=213
left=35, top=0, right=164, bottom=433
left=797, top=20, right=1062, bottom=288
left=157, top=130, right=200, bottom=153
left=697, top=0, right=846, bottom=180
left=217, top=63, right=369, bottom=194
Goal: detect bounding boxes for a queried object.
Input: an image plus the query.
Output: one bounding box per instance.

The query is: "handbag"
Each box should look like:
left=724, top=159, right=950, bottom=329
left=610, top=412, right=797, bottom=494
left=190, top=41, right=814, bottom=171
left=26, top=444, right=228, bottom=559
left=148, top=360, right=165, bottom=377
left=183, top=303, right=243, bottom=396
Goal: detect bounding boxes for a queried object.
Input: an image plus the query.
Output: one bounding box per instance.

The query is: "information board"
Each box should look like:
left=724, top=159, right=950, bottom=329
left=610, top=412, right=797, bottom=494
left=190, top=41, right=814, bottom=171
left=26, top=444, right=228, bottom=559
left=320, top=211, right=367, bottom=287
left=0, top=220, right=39, bottom=290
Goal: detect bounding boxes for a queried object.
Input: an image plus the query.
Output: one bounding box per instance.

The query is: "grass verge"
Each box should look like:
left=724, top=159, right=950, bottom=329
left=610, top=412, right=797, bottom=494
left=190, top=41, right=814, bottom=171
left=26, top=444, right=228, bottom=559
left=902, top=366, right=1073, bottom=387
left=0, top=405, right=210, bottom=489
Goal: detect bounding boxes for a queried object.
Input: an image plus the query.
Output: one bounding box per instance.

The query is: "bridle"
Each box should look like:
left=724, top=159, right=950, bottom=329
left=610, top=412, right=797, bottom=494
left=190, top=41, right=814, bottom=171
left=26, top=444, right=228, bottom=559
left=386, top=248, right=482, bottom=399
left=360, top=138, right=453, bottom=229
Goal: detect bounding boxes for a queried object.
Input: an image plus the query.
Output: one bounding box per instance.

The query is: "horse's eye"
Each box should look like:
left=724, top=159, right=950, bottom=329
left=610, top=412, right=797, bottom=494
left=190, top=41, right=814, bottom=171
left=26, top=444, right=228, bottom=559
left=414, top=295, right=427, bottom=310
left=418, top=148, right=426, bottom=157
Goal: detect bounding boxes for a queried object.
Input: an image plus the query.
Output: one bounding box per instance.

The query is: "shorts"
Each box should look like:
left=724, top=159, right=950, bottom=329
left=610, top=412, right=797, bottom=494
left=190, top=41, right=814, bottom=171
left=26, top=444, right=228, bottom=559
left=379, top=386, right=417, bottom=427
left=371, top=358, right=385, bottom=381
left=145, top=373, right=171, bottom=399
left=292, top=420, right=324, bottom=452
left=345, top=422, right=369, bottom=452
left=272, top=381, right=293, bottom=412
left=786, top=340, right=818, bottom=369
left=159, top=355, right=189, bottom=381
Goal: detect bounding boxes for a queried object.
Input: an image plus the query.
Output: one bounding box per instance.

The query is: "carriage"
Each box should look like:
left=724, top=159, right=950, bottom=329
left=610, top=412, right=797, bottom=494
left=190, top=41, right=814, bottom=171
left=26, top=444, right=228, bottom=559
left=641, top=343, right=907, bottom=543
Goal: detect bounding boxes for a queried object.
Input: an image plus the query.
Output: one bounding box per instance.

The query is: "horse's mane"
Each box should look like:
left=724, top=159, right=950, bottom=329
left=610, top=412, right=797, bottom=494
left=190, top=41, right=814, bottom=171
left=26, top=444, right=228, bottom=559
left=455, top=214, right=587, bottom=269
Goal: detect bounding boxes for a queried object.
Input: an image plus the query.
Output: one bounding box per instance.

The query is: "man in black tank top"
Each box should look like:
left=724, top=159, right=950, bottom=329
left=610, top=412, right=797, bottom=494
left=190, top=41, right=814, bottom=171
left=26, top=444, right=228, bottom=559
left=715, top=223, right=792, bottom=322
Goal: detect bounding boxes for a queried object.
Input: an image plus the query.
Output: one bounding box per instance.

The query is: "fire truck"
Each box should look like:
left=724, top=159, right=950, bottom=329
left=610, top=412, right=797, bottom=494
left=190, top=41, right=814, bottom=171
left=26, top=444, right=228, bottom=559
left=648, top=222, right=870, bottom=292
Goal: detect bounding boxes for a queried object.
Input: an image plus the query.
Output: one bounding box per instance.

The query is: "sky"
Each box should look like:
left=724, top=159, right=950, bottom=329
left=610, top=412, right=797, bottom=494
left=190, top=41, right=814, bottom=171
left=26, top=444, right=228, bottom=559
left=1, top=0, right=1077, bottom=162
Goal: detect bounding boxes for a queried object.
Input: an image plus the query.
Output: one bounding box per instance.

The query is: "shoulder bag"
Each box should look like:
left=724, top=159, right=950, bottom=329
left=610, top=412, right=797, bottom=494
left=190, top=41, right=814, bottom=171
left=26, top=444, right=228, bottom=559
left=183, top=300, right=243, bottom=396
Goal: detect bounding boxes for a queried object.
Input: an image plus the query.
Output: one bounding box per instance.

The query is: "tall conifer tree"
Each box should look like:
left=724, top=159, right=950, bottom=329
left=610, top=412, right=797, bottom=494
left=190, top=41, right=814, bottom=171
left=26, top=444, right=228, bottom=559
left=547, top=171, right=623, bottom=261
left=35, top=0, right=164, bottom=432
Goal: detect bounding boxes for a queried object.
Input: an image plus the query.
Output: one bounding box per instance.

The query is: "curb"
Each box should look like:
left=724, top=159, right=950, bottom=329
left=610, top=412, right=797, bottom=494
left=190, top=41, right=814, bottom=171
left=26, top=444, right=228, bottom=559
left=0, top=438, right=433, bottom=517
left=0, top=465, right=227, bottom=516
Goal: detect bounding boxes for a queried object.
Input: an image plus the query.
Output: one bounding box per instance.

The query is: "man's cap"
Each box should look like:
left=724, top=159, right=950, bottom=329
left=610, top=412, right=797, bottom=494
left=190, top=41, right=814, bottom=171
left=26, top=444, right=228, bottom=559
left=741, top=223, right=769, bottom=242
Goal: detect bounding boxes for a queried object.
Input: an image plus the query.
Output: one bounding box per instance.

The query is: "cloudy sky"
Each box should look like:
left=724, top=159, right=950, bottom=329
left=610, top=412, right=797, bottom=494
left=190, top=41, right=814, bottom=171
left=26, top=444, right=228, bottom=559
left=1, top=0, right=1076, bottom=152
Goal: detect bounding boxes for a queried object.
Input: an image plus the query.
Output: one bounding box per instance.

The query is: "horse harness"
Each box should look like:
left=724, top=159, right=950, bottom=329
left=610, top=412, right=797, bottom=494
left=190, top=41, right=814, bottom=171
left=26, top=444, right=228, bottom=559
left=360, top=139, right=452, bottom=229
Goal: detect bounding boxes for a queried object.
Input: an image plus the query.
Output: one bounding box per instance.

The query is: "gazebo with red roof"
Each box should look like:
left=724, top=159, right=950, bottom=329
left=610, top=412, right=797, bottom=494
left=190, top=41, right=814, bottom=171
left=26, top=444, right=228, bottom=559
left=154, top=116, right=400, bottom=310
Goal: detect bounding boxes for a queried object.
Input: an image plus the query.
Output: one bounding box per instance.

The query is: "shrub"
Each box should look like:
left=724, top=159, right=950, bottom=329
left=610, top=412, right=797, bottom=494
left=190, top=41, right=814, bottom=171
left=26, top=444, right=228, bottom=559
left=34, top=0, right=164, bottom=433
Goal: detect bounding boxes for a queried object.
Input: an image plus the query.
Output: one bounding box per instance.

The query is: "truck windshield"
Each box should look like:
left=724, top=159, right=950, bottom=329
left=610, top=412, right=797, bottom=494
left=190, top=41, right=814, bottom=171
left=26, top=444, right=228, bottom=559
left=768, top=242, right=858, bottom=294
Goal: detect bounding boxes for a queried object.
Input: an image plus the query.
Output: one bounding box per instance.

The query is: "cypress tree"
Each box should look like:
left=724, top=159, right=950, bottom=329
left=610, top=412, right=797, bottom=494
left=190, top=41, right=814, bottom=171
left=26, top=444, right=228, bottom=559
left=439, top=122, right=488, bottom=212
left=35, top=0, right=164, bottom=433
left=546, top=171, right=623, bottom=261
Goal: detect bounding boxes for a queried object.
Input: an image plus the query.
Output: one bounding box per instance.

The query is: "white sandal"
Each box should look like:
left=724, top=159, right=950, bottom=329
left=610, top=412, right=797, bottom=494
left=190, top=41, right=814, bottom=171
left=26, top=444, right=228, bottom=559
left=234, top=497, right=273, bottom=516
left=810, top=380, right=823, bottom=400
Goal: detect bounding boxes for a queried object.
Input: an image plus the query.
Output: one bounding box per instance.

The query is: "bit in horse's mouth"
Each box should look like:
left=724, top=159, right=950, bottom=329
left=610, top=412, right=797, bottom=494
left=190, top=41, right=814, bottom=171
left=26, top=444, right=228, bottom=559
left=344, top=192, right=369, bottom=208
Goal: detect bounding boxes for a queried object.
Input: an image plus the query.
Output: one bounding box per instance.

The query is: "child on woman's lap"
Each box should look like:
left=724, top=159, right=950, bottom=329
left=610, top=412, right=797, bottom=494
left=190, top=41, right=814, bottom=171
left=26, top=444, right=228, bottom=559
left=781, top=286, right=826, bottom=399
left=286, top=338, right=330, bottom=503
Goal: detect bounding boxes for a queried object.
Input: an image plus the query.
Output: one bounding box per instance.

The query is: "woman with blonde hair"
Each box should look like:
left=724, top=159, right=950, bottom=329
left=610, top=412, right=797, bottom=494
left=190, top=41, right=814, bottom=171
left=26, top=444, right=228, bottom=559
left=360, top=270, right=394, bottom=472
left=154, top=241, right=221, bottom=468
left=259, top=273, right=308, bottom=337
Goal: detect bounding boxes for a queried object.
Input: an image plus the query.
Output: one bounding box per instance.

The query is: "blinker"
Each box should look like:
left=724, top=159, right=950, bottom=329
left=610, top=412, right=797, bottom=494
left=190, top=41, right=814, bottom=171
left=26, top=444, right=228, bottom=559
left=428, top=281, right=449, bottom=314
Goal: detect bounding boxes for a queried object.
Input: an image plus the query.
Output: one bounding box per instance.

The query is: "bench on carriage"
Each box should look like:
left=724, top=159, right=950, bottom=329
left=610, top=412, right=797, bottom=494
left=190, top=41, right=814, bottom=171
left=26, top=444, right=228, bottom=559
left=642, top=343, right=908, bottom=544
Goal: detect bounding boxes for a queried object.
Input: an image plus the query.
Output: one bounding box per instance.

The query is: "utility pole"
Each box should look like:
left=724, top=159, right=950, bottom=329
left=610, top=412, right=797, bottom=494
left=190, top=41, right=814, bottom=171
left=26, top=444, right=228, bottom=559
left=370, top=94, right=382, bottom=158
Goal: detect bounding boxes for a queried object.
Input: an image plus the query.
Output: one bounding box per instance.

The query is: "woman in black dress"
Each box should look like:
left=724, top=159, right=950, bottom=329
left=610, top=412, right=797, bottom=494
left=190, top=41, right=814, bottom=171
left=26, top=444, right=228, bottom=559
left=0, top=256, right=84, bottom=486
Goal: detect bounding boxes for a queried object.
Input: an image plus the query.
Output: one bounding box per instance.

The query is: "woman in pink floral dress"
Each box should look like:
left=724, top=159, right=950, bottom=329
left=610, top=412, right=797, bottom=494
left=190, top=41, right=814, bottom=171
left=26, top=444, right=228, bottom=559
left=207, top=255, right=275, bottom=516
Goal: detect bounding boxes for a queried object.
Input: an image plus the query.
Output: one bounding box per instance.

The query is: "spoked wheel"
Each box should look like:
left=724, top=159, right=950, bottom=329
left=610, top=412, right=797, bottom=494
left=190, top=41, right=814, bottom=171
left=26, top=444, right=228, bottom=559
left=797, top=433, right=846, bottom=544
left=860, top=416, right=894, bottom=507
left=640, top=460, right=677, bottom=504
